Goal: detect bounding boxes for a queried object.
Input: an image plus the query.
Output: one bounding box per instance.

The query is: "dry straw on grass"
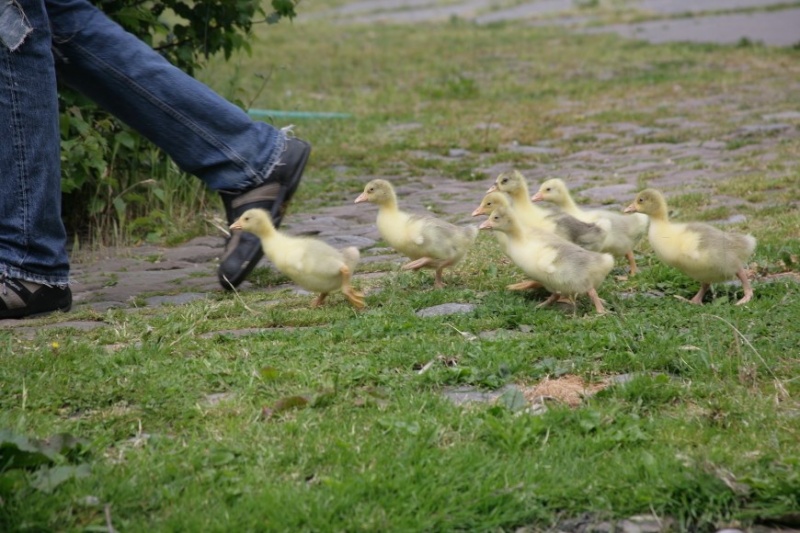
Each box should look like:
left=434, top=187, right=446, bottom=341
left=520, top=374, right=610, bottom=407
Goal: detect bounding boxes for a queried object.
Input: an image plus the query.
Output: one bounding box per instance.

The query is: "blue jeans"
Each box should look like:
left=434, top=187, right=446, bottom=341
left=0, top=0, right=287, bottom=286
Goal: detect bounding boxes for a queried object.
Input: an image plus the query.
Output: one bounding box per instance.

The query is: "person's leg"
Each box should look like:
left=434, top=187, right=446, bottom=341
left=0, top=0, right=72, bottom=318
left=46, top=0, right=310, bottom=289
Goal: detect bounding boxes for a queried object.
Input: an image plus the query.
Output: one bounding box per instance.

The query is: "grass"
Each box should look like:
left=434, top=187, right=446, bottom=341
left=3, top=9, right=800, bottom=533
left=2, top=267, right=800, bottom=531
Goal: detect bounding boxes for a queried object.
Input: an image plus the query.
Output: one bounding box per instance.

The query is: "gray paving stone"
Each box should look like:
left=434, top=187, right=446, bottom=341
left=762, top=111, right=800, bottom=121
left=416, top=303, right=477, bottom=317
left=161, top=242, right=221, bottom=263
left=476, top=0, right=574, bottom=24
left=639, top=0, right=787, bottom=15
left=3, top=320, right=107, bottom=340
left=321, top=235, right=377, bottom=250
left=583, top=9, right=800, bottom=47
left=145, top=293, right=209, bottom=307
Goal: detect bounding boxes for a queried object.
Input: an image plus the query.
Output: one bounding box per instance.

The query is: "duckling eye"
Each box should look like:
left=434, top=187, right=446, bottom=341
left=501, top=178, right=508, bottom=184
left=545, top=187, right=551, bottom=192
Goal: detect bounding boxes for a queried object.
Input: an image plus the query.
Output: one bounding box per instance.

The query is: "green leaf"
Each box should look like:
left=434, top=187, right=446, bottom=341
left=0, top=434, right=52, bottom=470
left=29, top=464, right=91, bottom=493
left=207, top=449, right=238, bottom=467
left=114, top=130, right=137, bottom=150
left=0, top=430, right=88, bottom=473
left=271, top=0, right=297, bottom=18
left=498, top=387, right=528, bottom=413
left=113, top=197, right=127, bottom=219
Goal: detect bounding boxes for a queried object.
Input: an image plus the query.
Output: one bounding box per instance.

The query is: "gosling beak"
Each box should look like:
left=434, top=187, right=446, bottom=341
left=354, top=192, right=368, bottom=204
left=623, top=203, right=636, bottom=214
left=230, top=220, right=243, bottom=230
left=531, top=192, right=544, bottom=202
left=471, top=206, right=485, bottom=217
left=486, top=184, right=498, bottom=193
left=478, top=219, right=493, bottom=230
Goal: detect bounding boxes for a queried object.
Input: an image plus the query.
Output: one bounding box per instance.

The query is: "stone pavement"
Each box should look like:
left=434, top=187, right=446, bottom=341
left=1, top=0, right=799, bottom=333
left=315, top=0, right=800, bottom=47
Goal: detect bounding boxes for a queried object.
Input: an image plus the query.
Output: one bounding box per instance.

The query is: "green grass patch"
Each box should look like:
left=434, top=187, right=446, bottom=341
left=2, top=264, right=799, bottom=531
left=716, top=173, right=800, bottom=202
left=666, top=192, right=712, bottom=210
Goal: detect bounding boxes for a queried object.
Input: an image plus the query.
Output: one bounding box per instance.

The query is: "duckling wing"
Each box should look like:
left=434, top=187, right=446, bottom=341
left=549, top=213, right=608, bottom=251
left=544, top=239, right=614, bottom=293
left=649, top=221, right=738, bottom=283
left=582, top=209, right=644, bottom=235
left=276, top=238, right=347, bottom=292
left=687, top=222, right=756, bottom=269
left=410, top=215, right=477, bottom=261
left=585, top=210, right=646, bottom=255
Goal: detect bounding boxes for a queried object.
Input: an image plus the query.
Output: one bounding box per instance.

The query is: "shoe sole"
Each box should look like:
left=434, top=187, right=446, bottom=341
left=218, top=232, right=264, bottom=290
left=0, top=304, right=71, bottom=320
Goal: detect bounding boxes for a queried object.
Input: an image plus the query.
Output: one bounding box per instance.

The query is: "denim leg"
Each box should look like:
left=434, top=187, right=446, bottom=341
left=46, top=0, right=285, bottom=192
left=0, top=0, right=70, bottom=286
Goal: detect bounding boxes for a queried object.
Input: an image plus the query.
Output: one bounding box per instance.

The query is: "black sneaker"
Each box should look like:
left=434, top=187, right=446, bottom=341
left=0, top=276, right=72, bottom=319
left=217, top=137, right=311, bottom=290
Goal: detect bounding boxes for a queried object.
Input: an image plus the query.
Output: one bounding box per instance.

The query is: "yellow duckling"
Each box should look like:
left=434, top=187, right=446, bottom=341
left=478, top=205, right=614, bottom=314
left=487, top=170, right=552, bottom=228
left=471, top=191, right=542, bottom=291
left=624, top=188, right=756, bottom=305
left=472, top=191, right=607, bottom=252
left=230, top=208, right=365, bottom=309
left=354, top=179, right=478, bottom=288
left=532, top=178, right=648, bottom=274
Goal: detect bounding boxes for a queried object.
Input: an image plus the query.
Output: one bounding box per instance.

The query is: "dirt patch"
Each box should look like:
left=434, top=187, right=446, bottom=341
left=519, top=374, right=610, bottom=407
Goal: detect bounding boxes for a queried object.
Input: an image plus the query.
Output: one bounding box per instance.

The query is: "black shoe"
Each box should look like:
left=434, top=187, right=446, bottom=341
left=0, top=276, right=72, bottom=319
left=217, top=137, right=311, bottom=290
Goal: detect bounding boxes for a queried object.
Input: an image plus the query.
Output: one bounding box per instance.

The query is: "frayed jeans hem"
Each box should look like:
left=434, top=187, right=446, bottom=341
left=1, top=264, right=70, bottom=288
left=219, top=128, right=288, bottom=194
